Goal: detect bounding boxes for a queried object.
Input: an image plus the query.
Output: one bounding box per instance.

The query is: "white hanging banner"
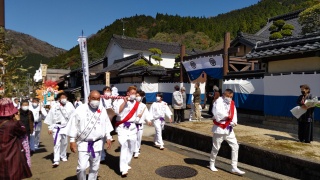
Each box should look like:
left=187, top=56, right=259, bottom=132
left=78, top=36, right=90, bottom=104
left=182, top=55, right=223, bottom=80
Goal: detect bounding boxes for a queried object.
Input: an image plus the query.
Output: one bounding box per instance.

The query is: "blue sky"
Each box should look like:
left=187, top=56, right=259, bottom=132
left=6, top=0, right=259, bottom=50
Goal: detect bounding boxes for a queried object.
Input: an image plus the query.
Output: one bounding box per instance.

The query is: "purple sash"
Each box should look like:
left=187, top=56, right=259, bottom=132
left=159, top=117, right=165, bottom=122
left=135, top=123, right=142, bottom=132
left=226, top=125, right=233, bottom=133
left=123, top=122, right=131, bottom=128
left=87, top=141, right=96, bottom=158
left=54, top=127, right=60, bottom=146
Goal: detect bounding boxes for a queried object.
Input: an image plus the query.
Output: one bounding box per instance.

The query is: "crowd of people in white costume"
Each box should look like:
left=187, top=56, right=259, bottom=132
left=10, top=84, right=246, bottom=179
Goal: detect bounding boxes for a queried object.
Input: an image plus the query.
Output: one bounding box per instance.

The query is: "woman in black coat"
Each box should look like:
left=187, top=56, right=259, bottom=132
left=296, top=84, right=314, bottom=143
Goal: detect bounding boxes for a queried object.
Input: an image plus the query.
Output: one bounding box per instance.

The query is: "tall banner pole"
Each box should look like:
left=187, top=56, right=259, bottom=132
left=78, top=36, right=90, bottom=104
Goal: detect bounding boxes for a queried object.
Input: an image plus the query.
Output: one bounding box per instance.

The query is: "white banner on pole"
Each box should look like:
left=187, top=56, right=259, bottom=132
left=78, top=37, right=90, bottom=103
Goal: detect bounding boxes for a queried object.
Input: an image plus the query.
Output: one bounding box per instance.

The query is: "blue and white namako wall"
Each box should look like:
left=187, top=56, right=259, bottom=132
left=90, top=82, right=206, bottom=105
left=223, top=73, right=320, bottom=121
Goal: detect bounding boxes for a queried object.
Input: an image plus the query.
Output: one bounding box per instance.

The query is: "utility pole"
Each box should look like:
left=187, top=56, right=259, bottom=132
left=180, top=45, right=185, bottom=83
left=121, top=19, right=127, bottom=38
left=0, top=0, right=4, bottom=28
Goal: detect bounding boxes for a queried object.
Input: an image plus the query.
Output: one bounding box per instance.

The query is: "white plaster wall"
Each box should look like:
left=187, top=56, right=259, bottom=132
left=105, top=42, right=124, bottom=66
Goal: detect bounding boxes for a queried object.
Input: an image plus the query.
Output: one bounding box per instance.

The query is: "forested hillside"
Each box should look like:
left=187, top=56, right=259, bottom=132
left=6, top=29, right=66, bottom=73
left=49, top=0, right=319, bottom=69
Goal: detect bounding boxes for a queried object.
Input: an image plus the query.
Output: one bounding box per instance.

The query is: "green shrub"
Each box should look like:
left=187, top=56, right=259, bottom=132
left=269, top=32, right=283, bottom=40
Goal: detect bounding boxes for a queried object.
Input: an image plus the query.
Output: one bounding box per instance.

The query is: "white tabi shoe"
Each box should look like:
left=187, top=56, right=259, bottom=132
left=52, top=162, right=59, bottom=168
left=209, top=162, right=218, bottom=172
left=134, top=152, right=140, bottom=158
left=160, top=146, right=165, bottom=150
left=61, top=158, right=68, bottom=162
left=128, top=166, right=132, bottom=170
left=231, top=167, right=245, bottom=175
left=121, top=171, right=128, bottom=177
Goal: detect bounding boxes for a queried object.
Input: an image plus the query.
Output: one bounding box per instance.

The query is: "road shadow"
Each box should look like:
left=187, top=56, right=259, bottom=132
left=141, top=140, right=160, bottom=150
left=42, top=153, right=53, bottom=161
left=102, top=150, right=121, bottom=176
left=264, top=134, right=297, bottom=141
left=33, top=148, right=48, bottom=154
left=184, top=158, right=208, bottom=168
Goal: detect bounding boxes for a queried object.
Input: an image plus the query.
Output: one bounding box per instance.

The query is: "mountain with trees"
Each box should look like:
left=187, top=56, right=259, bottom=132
left=49, top=0, right=319, bottom=69
left=6, top=29, right=66, bottom=73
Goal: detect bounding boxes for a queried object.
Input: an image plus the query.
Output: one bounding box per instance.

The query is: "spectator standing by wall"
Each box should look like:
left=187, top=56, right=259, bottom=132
left=172, top=85, right=183, bottom=123
left=296, top=84, right=314, bottom=143
left=193, top=83, right=201, bottom=121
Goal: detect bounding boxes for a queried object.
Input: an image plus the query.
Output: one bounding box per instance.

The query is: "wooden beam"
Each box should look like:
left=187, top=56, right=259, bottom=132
left=229, top=61, right=252, bottom=65
left=229, top=64, right=238, bottom=72
left=224, top=32, right=230, bottom=76
left=0, top=0, right=4, bottom=28
left=180, top=45, right=185, bottom=83
left=240, top=65, right=251, bottom=71
left=251, top=62, right=254, bottom=70
left=175, top=47, right=239, bottom=62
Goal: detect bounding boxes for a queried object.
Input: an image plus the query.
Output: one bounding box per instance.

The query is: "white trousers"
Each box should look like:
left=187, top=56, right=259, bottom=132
left=52, top=128, right=68, bottom=163
left=210, top=131, right=239, bottom=168
left=134, top=129, right=143, bottom=153
left=118, top=134, right=136, bottom=173
left=77, top=151, right=101, bottom=180
left=153, top=120, right=164, bottom=146
left=101, top=137, right=106, bottom=161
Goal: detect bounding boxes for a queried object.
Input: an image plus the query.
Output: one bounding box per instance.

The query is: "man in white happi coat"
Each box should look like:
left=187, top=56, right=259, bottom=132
left=29, top=98, right=47, bottom=152
left=149, top=93, right=172, bottom=150
left=133, top=90, right=152, bottom=158
left=210, top=89, right=245, bottom=175
left=44, top=92, right=75, bottom=167
left=114, top=86, right=140, bottom=177
left=100, top=86, right=116, bottom=162
left=66, top=90, right=113, bottom=180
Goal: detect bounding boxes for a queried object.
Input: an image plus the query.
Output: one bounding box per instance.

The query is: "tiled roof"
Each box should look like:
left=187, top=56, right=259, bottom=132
left=112, top=34, right=182, bottom=54
left=256, top=9, right=304, bottom=38
left=246, top=31, right=320, bottom=60
left=69, top=58, right=105, bottom=74
left=231, top=32, right=269, bottom=47
left=118, top=65, right=167, bottom=77
left=99, top=53, right=149, bottom=73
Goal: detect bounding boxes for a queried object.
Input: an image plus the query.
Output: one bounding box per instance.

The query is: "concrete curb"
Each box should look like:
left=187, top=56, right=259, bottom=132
left=163, top=124, right=320, bottom=180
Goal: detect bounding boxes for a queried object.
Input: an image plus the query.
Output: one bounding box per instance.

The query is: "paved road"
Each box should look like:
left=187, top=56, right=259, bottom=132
left=26, top=124, right=291, bottom=180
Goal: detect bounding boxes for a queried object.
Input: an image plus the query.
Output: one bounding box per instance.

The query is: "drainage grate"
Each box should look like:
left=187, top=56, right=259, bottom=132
left=155, top=165, right=198, bottom=179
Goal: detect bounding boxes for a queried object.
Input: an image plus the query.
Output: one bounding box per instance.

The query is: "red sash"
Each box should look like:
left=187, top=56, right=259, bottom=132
left=115, top=101, right=140, bottom=127
left=213, top=100, right=235, bottom=129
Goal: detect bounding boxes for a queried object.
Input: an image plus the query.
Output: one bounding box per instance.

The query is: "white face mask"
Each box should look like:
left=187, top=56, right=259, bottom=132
left=32, top=103, right=38, bottom=107
left=156, top=97, right=161, bottom=102
left=224, top=97, right=232, bottom=104
left=60, top=99, right=67, bottom=104
left=129, top=95, right=136, bottom=101
left=105, top=92, right=111, bottom=96
left=89, top=100, right=100, bottom=109
left=21, top=106, right=29, bottom=111
left=136, top=97, right=142, bottom=102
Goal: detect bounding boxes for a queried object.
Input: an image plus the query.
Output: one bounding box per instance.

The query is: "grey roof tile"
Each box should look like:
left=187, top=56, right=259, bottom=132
left=112, top=34, right=182, bottom=54
left=246, top=31, right=320, bottom=59
left=99, top=53, right=149, bottom=73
